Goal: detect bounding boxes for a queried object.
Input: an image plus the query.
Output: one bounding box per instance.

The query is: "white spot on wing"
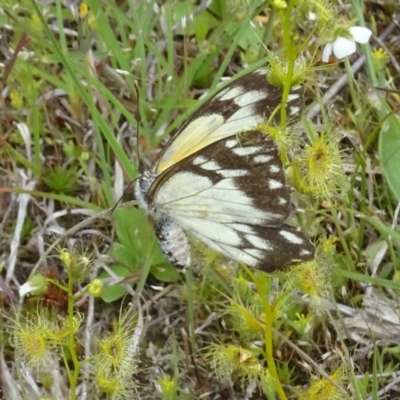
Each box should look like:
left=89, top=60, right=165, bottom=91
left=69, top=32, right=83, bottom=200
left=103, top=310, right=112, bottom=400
left=229, top=223, right=254, bottom=234
left=279, top=230, right=304, bottom=244
left=254, top=68, right=268, bottom=75
left=227, top=104, right=255, bottom=122
left=287, top=93, right=300, bottom=102
left=218, top=169, right=248, bottom=177
left=212, top=113, right=264, bottom=140
left=233, top=146, right=261, bottom=156
left=245, top=248, right=264, bottom=258
left=253, top=155, right=273, bottom=163
left=246, top=234, right=273, bottom=250
left=289, top=106, right=300, bottom=115
left=202, top=161, right=220, bottom=170
left=234, top=90, right=268, bottom=107
left=219, top=86, right=244, bottom=101
left=214, top=86, right=229, bottom=100
left=193, top=156, right=207, bottom=165
left=278, top=197, right=287, bottom=205
left=300, top=249, right=312, bottom=256
left=211, top=178, right=240, bottom=191
left=225, top=139, right=237, bottom=148
left=269, top=165, right=281, bottom=174
left=269, top=179, right=283, bottom=189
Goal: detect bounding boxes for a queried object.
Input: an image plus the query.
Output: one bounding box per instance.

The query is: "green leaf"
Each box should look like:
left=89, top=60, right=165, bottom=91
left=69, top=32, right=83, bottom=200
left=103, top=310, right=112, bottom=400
left=224, top=19, right=263, bottom=54
left=365, top=239, right=386, bottom=270
left=208, top=0, right=230, bottom=17
left=379, top=115, right=400, bottom=200
left=150, top=263, right=181, bottom=283
left=339, top=269, right=400, bottom=291
left=172, top=2, right=218, bottom=42
left=109, top=242, right=140, bottom=271
left=99, top=265, right=130, bottom=303
left=112, top=207, right=165, bottom=267
left=193, top=12, right=218, bottom=43
left=111, top=207, right=179, bottom=283
left=172, top=3, right=195, bottom=30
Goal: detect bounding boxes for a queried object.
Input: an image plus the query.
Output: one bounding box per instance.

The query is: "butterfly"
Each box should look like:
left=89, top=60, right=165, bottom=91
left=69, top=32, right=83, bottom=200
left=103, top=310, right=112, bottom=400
left=135, top=68, right=315, bottom=272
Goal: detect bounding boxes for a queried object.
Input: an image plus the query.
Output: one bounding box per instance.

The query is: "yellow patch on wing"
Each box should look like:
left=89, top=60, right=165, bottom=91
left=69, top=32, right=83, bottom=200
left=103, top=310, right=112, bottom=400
left=157, top=114, right=225, bottom=173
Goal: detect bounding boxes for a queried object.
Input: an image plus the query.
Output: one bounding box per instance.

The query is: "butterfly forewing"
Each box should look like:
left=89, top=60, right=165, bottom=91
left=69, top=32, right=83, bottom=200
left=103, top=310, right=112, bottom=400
left=155, top=68, right=303, bottom=174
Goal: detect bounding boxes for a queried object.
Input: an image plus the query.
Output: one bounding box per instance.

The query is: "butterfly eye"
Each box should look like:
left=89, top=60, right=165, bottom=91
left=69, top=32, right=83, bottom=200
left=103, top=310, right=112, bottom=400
left=138, top=172, right=153, bottom=193
left=139, top=179, right=150, bottom=192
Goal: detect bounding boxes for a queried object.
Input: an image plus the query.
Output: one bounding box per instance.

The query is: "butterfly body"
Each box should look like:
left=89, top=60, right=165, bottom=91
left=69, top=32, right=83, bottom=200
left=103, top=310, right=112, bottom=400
left=135, top=170, right=191, bottom=268
left=136, top=69, right=315, bottom=272
left=156, top=217, right=191, bottom=268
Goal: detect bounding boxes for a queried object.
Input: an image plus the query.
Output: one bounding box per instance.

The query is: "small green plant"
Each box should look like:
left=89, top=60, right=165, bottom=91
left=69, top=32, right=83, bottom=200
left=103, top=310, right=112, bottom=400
left=42, top=165, right=81, bottom=195
left=99, top=207, right=180, bottom=303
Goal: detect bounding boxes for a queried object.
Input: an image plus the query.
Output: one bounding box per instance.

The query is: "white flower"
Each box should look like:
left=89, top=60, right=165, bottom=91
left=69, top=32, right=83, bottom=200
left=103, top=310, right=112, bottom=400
left=18, top=274, right=48, bottom=298
left=19, top=282, right=36, bottom=298
left=322, top=26, right=372, bottom=63
left=308, top=11, right=317, bottom=21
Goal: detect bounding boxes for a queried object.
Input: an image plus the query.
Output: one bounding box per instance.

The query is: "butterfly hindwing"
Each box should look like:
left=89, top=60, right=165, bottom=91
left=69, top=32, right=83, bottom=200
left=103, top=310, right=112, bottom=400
left=149, top=131, right=290, bottom=226
left=194, top=223, right=314, bottom=272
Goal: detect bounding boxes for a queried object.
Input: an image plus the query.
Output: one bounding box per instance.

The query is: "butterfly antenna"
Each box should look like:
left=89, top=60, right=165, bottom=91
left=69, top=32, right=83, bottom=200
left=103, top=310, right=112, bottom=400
left=109, top=81, right=142, bottom=216
left=134, top=80, right=145, bottom=174
left=108, top=178, right=139, bottom=215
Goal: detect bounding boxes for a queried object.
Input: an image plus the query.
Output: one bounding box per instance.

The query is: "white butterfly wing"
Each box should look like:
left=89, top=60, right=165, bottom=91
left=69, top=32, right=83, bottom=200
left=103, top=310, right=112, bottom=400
left=150, top=132, right=290, bottom=226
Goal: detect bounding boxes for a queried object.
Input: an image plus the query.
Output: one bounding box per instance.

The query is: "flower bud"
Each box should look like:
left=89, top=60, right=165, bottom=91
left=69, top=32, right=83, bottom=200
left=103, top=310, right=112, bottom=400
left=88, top=279, right=103, bottom=297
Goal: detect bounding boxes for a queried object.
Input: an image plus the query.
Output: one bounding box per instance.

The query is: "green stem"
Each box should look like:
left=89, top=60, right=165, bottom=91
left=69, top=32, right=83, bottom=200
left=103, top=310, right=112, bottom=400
left=253, top=273, right=287, bottom=400
left=262, top=8, right=275, bottom=46
left=67, top=277, right=81, bottom=400
left=73, top=287, right=88, bottom=302
left=343, top=58, right=357, bottom=107
left=46, top=278, right=69, bottom=292
left=330, top=207, right=354, bottom=269
left=279, top=1, right=297, bottom=163
left=62, top=348, right=73, bottom=384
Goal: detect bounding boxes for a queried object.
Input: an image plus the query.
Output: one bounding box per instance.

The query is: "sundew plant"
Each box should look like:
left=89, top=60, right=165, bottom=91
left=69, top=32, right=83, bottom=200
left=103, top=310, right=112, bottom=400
left=1, top=0, right=399, bottom=399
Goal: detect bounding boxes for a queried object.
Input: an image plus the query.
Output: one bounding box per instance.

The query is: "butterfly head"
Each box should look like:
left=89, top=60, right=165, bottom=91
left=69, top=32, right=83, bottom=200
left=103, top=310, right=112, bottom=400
left=135, top=170, right=156, bottom=215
